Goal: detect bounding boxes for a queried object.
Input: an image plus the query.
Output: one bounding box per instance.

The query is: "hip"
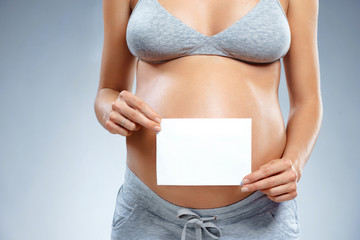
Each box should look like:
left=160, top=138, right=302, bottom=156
left=111, top=163, right=300, bottom=240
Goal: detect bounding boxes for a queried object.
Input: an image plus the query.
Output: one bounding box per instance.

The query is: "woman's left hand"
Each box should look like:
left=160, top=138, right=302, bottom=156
left=240, top=158, right=301, bottom=202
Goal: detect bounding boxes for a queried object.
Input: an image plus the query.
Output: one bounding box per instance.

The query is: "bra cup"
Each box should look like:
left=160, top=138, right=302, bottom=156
left=126, top=0, right=291, bottom=64
left=210, top=2, right=291, bottom=63
left=212, top=28, right=290, bottom=64
left=126, top=1, right=207, bottom=63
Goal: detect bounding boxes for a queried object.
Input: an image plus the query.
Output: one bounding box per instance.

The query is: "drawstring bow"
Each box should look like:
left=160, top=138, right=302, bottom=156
left=177, top=208, right=222, bottom=240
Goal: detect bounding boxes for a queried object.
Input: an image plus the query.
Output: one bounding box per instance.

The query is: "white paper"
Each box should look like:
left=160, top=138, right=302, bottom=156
left=156, top=118, right=252, bottom=185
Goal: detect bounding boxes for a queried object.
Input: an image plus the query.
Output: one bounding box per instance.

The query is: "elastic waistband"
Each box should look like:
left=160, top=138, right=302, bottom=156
left=122, top=163, right=276, bottom=226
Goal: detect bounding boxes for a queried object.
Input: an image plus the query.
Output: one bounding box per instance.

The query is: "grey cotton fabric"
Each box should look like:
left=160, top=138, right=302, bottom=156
left=126, top=0, right=291, bottom=64
left=110, top=163, right=300, bottom=240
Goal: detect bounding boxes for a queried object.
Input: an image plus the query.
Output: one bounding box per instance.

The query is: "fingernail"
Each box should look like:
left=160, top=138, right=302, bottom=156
left=155, top=117, right=161, bottom=124
left=242, top=178, right=250, bottom=184
left=154, top=125, right=161, bottom=132
left=241, top=187, right=249, bottom=192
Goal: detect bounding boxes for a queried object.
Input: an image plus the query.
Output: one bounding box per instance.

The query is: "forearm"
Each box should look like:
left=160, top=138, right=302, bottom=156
left=281, top=98, right=323, bottom=182
left=94, top=88, right=121, bottom=129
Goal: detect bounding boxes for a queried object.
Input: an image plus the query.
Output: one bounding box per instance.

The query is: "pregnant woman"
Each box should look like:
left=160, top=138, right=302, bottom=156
left=94, top=0, right=322, bottom=239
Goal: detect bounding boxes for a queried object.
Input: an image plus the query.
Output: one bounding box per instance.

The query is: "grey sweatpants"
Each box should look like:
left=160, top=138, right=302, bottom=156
left=111, top=163, right=300, bottom=240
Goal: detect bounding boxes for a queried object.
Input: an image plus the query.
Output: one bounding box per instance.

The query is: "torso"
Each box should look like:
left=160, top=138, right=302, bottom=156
left=126, top=0, right=289, bottom=209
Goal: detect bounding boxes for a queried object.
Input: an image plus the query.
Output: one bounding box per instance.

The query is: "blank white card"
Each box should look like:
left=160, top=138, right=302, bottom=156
left=156, top=118, right=252, bottom=185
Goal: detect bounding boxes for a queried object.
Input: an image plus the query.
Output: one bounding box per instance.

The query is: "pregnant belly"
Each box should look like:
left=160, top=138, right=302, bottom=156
left=125, top=57, right=287, bottom=208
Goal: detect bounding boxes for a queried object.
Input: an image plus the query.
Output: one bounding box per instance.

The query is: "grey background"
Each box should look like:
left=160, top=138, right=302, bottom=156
left=0, top=0, right=359, bottom=239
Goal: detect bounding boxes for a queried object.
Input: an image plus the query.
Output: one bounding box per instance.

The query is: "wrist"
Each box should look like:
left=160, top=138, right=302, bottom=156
left=282, top=156, right=302, bottom=182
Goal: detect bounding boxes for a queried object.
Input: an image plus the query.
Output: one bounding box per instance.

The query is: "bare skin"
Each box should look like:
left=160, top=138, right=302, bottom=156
left=94, top=0, right=322, bottom=208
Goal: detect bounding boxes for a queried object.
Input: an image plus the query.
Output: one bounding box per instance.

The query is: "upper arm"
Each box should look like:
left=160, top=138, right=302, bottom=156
left=97, top=0, right=137, bottom=93
left=283, top=0, right=322, bottom=108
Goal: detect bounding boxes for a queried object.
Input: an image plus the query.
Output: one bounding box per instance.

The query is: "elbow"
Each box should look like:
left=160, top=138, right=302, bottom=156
left=93, top=91, right=105, bottom=126
left=305, top=96, right=324, bottom=128
left=93, top=94, right=101, bottom=124
left=319, top=96, right=323, bottom=121
left=93, top=90, right=100, bottom=115
left=318, top=96, right=324, bottom=130
left=289, top=95, right=323, bottom=122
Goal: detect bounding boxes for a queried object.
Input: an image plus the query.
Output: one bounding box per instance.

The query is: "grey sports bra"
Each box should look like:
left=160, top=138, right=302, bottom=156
left=126, top=0, right=291, bottom=64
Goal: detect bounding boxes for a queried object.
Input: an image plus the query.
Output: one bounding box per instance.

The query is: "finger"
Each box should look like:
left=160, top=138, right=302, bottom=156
left=241, top=171, right=290, bottom=192
left=133, top=122, right=142, bottom=131
left=105, top=120, right=132, bottom=136
left=267, top=191, right=298, bottom=202
left=242, top=159, right=292, bottom=184
left=109, top=110, right=137, bottom=131
left=112, top=100, right=161, bottom=132
left=260, top=181, right=297, bottom=196
left=118, top=90, right=162, bottom=124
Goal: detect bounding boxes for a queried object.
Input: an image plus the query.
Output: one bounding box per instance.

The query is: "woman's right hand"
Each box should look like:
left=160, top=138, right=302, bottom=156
left=105, top=90, right=162, bottom=136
